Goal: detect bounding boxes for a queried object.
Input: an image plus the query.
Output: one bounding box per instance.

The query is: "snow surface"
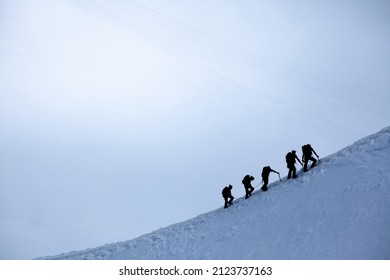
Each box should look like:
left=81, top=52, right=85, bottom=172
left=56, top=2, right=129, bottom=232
left=39, top=126, right=390, bottom=260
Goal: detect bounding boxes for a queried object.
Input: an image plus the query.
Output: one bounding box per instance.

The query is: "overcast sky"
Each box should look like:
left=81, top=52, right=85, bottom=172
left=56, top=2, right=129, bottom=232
left=1, top=0, right=389, bottom=259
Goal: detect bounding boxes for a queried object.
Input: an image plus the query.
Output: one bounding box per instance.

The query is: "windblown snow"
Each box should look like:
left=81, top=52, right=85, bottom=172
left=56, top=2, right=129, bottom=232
left=40, top=126, right=390, bottom=260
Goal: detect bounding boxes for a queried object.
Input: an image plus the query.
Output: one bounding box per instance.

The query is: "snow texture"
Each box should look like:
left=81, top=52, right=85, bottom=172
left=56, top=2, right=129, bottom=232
left=38, top=126, right=390, bottom=260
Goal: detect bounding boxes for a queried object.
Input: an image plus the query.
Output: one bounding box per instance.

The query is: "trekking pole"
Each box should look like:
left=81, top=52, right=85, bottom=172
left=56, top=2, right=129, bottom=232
left=278, top=173, right=282, bottom=182
left=317, top=156, right=321, bottom=163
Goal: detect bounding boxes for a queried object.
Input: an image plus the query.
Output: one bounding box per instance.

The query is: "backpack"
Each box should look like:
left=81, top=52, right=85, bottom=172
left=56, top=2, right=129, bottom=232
left=242, top=175, right=254, bottom=185
left=262, top=166, right=271, bottom=177
left=222, top=187, right=229, bottom=197
left=302, top=144, right=311, bottom=155
left=286, top=152, right=294, bottom=163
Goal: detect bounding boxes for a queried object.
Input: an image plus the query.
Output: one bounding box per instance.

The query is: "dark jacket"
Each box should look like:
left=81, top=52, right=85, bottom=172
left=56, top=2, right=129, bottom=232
left=286, top=152, right=302, bottom=166
left=262, top=166, right=277, bottom=178
left=222, top=186, right=232, bottom=198
left=302, top=144, right=318, bottom=161
left=242, top=175, right=254, bottom=186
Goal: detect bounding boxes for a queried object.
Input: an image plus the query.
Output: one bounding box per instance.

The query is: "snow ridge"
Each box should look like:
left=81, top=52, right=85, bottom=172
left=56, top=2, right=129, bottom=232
left=39, top=126, right=390, bottom=260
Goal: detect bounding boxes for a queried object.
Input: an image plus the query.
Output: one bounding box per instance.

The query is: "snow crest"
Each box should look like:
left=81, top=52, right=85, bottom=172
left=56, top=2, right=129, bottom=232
left=39, top=126, right=390, bottom=260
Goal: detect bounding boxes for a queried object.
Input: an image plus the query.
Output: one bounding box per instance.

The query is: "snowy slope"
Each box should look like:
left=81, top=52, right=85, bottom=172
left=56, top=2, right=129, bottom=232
left=39, top=127, right=390, bottom=260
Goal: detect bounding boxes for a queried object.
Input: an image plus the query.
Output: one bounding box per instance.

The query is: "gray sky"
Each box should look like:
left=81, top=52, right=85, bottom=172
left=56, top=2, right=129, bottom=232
left=1, top=0, right=389, bottom=259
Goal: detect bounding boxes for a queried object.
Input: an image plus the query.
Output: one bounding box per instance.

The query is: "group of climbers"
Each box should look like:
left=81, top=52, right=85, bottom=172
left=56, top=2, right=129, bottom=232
left=222, top=144, right=319, bottom=208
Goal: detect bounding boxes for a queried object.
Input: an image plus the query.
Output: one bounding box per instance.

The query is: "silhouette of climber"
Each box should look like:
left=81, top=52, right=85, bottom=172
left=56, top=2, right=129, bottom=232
left=221, top=185, right=234, bottom=209
left=286, top=150, right=303, bottom=179
left=242, top=175, right=255, bottom=199
left=261, top=166, right=279, bottom=191
left=302, top=144, right=319, bottom=172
